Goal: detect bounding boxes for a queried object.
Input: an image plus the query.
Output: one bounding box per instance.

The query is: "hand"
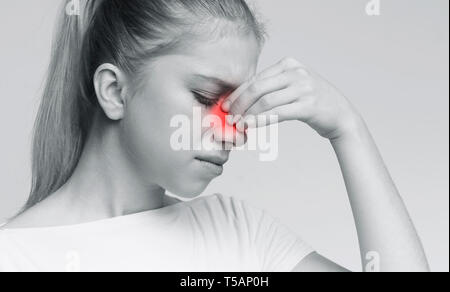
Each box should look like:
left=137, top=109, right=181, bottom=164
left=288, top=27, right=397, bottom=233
left=222, top=57, right=364, bottom=141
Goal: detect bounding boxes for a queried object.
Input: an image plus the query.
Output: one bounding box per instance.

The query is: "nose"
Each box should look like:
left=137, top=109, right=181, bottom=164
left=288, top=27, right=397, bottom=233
left=207, top=103, right=247, bottom=148
left=213, top=120, right=247, bottom=148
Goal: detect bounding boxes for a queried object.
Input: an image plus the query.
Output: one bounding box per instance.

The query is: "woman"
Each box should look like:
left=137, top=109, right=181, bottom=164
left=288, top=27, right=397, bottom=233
left=0, top=0, right=429, bottom=272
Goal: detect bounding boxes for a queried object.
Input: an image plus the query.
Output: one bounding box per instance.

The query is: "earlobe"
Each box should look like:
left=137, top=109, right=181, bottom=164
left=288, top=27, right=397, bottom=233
left=93, top=63, right=128, bottom=121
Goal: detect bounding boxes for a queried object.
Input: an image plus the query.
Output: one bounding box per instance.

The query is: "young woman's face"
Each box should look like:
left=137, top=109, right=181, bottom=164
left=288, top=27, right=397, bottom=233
left=120, top=34, right=260, bottom=198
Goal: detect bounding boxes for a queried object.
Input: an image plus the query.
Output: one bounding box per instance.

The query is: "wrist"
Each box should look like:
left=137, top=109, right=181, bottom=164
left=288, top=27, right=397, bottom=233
left=329, top=113, right=367, bottom=145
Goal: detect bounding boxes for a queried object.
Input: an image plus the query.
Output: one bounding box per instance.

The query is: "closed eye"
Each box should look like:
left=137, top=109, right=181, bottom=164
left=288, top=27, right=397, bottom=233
left=192, top=91, right=220, bottom=107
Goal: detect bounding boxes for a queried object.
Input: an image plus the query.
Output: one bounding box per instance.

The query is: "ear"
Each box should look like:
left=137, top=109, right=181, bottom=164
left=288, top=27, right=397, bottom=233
left=93, top=64, right=129, bottom=121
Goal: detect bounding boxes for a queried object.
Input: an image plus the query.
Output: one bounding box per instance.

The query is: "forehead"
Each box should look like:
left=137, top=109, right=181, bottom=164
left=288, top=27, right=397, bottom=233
left=185, top=35, right=260, bottom=84
left=152, top=34, right=260, bottom=88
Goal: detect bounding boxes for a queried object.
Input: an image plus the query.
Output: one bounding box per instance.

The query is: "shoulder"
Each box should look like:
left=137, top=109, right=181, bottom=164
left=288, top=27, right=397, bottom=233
left=0, top=227, right=42, bottom=272
left=0, top=205, right=48, bottom=230
left=184, top=194, right=269, bottom=246
left=0, top=228, right=11, bottom=246
left=0, top=228, right=15, bottom=271
left=0, top=191, right=75, bottom=229
left=199, top=195, right=315, bottom=272
left=186, top=193, right=267, bottom=225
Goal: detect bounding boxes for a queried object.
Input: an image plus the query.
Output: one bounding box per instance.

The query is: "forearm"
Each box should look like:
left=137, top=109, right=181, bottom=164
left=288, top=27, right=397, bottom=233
left=331, top=117, right=429, bottom=272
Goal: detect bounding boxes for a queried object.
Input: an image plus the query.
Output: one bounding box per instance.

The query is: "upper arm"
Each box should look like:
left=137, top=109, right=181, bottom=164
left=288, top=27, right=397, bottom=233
left=291, top=252, right=351, bottom=272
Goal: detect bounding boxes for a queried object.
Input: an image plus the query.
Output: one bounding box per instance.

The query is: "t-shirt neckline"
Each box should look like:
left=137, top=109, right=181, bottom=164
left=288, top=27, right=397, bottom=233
left=0, top=200, right=187, bottom=233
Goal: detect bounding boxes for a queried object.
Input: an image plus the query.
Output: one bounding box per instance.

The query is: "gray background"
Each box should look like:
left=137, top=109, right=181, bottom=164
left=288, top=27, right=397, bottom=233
left=0, top=0, right=448, bottom=271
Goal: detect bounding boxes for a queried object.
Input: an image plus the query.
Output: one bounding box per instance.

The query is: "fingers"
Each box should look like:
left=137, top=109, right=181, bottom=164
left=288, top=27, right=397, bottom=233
left=227, top=73, right=292, bottom=117
left=242, top=101, right=312, bottom=129
left=212, top=123, right=248, bottom=148
left=221, top=57, right=307, bottom=113
left=242, top=103, right=301, bottom=128
left=221, top=78, right=254, bottom=113
left=243, top=85, right=313, bottom=116
left=257, top=57, right=306, bottom=80
left=226, top=68, right=309, bottom=119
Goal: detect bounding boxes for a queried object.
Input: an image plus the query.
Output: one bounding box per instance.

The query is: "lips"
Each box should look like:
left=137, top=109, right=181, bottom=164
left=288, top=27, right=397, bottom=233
left=195, top=154, right=229, bottom=167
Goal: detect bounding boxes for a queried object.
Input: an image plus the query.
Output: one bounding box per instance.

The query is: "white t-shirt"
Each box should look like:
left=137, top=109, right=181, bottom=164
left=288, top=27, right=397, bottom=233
left=0, top=193, right=313, bottom=272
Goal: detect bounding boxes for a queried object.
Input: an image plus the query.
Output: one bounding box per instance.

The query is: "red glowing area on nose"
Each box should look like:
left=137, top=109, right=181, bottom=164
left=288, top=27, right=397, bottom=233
left=210, top=102, right=237, bottom=132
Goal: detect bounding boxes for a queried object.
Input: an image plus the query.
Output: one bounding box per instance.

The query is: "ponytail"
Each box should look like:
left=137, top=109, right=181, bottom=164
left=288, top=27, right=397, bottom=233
left=22, top=0, right=99, bottom=211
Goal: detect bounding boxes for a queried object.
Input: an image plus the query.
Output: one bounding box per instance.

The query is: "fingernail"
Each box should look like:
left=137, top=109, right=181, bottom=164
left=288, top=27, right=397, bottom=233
left=222, top=100, right=231, bottom=112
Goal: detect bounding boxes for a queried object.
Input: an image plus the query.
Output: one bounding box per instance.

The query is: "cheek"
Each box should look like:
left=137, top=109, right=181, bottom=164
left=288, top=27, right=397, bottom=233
left=129, top=85, right=191, bottom=145
left=119, top=94, right=181, bottom=174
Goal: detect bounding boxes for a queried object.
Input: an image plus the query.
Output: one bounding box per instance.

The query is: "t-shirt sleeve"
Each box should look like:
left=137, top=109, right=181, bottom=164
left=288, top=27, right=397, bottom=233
left=230, top=195, right=315, bottom=272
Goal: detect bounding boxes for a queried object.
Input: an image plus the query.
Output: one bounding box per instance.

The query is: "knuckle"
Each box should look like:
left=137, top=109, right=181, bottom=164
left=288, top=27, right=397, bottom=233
left=288, top=67, right=310, bottom=82
left=291, top=69, right=305, bottom=79
left=294, top=66, right=309, bottom=75
left=282, top=57, right=301, bottom=68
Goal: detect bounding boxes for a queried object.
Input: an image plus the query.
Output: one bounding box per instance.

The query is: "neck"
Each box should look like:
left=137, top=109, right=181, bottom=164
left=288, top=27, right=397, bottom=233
left=59, top=113, right=166, bottom=219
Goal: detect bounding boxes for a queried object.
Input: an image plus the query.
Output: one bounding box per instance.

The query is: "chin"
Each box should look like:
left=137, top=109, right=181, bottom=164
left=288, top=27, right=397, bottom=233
left=166, top=179, right=212, bottom=199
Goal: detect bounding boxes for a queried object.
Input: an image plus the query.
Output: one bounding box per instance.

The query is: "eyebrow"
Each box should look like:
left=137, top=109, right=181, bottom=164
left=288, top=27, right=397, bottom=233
left=191, top=74, right=238, bottom=93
